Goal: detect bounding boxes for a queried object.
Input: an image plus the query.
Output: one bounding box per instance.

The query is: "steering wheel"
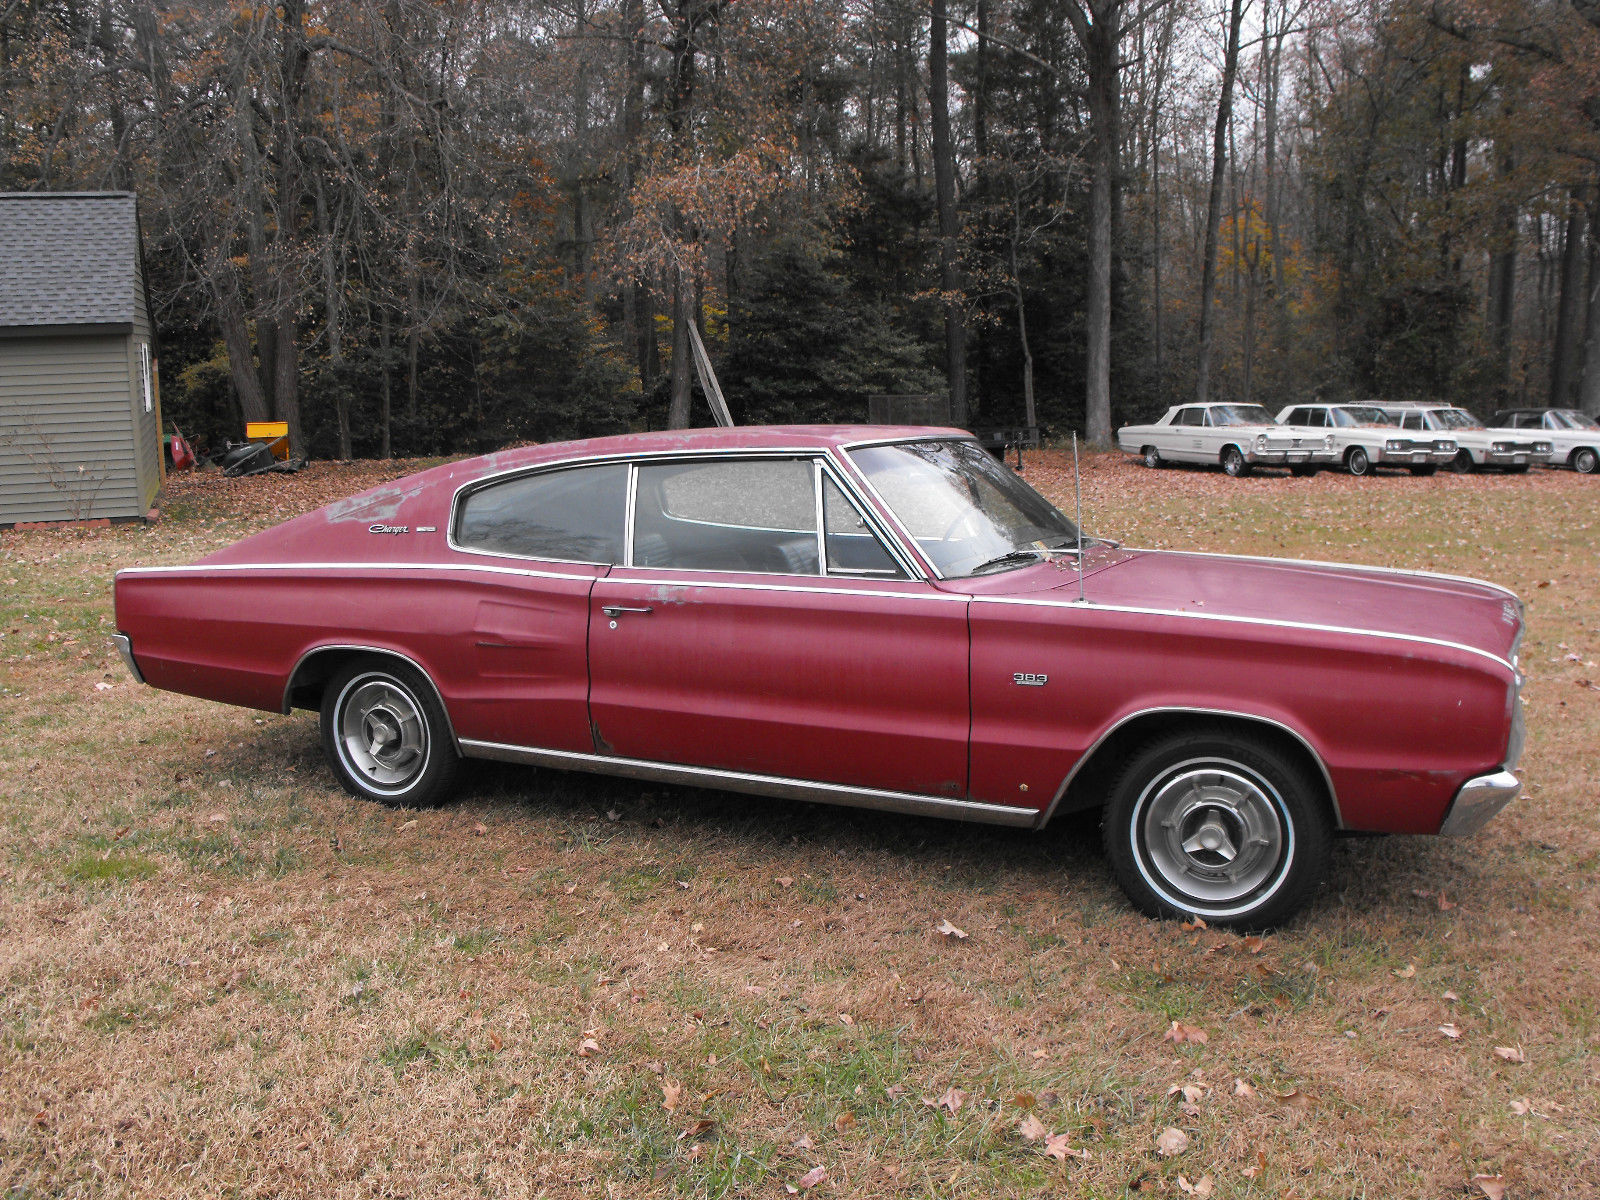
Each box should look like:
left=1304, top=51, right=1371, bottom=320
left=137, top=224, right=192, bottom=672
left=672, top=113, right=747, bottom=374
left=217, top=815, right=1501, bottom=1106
left=938, top=507, right=984, bottom=543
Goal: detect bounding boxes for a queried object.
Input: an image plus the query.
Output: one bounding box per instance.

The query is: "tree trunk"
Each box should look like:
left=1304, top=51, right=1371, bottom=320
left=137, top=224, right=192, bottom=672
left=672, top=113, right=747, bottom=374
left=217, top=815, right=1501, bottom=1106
left=929, top=0, right=967, bottom=427
left=1194, top=0, right=1246, bottom=407
left=216, top=271, right=271, bottom=426
left=1551, top=192, right=1586, bottom=407
left=1064, top=2, right=1123, bottom=448
left=379, top=306, right=393, bottom=459
left=1578, top=214, right=1600, bottom=418
left=668, top=272, right=693, bottom=428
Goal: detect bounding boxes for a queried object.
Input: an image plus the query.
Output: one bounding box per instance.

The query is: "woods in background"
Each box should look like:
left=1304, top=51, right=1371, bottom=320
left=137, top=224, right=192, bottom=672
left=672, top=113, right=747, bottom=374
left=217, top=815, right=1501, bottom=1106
left=3, top=0, right=1599, bottom=459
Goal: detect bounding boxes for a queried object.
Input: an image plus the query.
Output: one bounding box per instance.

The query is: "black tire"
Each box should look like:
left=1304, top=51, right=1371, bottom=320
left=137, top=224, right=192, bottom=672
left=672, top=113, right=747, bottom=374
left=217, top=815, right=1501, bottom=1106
left=1101, top=727, right=1332, bottom=929
left=1221, top=446, right=1251, bottom=477
left=1143, top=446, right=1163, bottom=469
left=1408, top=464, right=1437, bottom=477
left=1345, top=446, right=1372, bottom=476
left=1289, top=465, right=1319, bottom=478
left=1573, top=447, right=1598, bottom=475
left=320, top=656, right=460, bottom=807
left=1448, top=450, right=1475, bottom=475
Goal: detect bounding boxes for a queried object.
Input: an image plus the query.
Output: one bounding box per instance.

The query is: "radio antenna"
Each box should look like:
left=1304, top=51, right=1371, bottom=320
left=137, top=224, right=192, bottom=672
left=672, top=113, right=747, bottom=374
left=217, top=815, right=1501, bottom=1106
left=1073, top=431, right=1086, bottom=604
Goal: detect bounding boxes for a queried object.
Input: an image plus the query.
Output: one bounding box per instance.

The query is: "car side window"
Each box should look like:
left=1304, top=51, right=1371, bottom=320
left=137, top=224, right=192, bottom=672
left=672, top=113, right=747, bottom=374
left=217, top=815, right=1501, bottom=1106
left=455, top=463, right=627, bottom=562
left=1302, top=409, right=1325, bottom=427
left=822, top=474, right=905, bottom=578
left=633, top=458, right=820, bottom=574
left=1175, top=408, right=1201, bottom=427
left=1284, top=408, right=1307, bottom=424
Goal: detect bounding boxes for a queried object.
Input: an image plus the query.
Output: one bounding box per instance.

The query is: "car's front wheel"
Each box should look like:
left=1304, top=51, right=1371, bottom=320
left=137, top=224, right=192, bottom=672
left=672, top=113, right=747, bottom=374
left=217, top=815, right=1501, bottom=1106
left=1102, top=728, right=1331, bottom=929
left=1221, top=446, right=1251, bottom=477
left=1345, top=446, right=1372, bottom=476
left=1573, top=447, right=1598, bottom=475
left=321, top=656, right=460, bottom=807
left=1448, top=450, right=1476, bottom=475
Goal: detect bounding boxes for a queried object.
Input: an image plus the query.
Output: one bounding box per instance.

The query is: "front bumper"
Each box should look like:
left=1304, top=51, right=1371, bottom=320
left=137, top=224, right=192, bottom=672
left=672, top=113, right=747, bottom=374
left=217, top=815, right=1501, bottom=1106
left=1247, top=449, right=1339, bottom=465
left=1440, top=770, right=1520, bottom=837
left=1378, top=445, right=1456, bottom=465
left=1482, top=450, right=1533, bottom=467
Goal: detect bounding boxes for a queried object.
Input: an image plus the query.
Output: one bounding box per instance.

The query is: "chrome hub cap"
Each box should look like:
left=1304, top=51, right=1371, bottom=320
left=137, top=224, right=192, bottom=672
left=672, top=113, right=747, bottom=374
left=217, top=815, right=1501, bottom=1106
left=1137, top=764, right=1288, bottom=908
left=338, top=677, right=428, bottom=790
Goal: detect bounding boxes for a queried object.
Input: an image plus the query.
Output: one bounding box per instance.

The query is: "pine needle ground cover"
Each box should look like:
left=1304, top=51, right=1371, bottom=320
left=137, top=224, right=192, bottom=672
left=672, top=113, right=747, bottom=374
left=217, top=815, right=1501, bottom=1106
left=1, top=456, right=1596, bottom=1199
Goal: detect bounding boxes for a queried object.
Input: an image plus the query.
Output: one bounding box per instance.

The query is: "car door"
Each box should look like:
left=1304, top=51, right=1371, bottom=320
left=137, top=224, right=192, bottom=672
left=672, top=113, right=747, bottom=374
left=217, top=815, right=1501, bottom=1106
left=587, top=455, right=971, bottom=798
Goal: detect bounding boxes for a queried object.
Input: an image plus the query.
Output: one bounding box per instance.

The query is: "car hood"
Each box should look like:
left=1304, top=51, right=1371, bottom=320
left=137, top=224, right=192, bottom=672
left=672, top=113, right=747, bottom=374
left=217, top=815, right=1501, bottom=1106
left=1043, top=550, right=1522, bottom=666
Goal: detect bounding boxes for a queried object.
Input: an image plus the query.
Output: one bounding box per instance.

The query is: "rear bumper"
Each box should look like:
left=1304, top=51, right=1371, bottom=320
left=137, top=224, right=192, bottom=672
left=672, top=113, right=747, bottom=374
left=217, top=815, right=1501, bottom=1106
left=1439, top=770, right=1520, bottom=837
left=112, top=633, right=145, bottom=685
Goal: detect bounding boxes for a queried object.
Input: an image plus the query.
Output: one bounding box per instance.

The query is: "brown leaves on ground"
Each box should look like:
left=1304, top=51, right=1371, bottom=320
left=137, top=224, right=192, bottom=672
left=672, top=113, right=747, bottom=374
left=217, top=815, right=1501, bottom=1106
left=934, top=918, right=967, bottom=940
left=1155, top=1127, right=1190, bottom=1157
left=660, top=1080, right=682, bottom=1112
left=1162, top=1020, right=1208, bottom=1045
left=1493, top=1045, right=1527, bottom=1064
left=1016, top=1113, right=1049, bottom=1141
left=1042, top=1133, right=1088, bottom=1161
left=923, top=1087, right=966, bottom=1115
left=1473, top=1175, right=1508, bottom=1200
left=792, top=1164, right=827, bottom=1191
left=1177, top=1174, right=1215, bottom=1196
left=1438, top=1023, right=1463, bottom=1040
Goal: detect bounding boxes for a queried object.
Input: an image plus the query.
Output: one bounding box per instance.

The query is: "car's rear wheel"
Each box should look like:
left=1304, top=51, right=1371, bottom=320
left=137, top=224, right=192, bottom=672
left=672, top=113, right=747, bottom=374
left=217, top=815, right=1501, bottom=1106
left=321, top=657, right=459, bottom=807
left=1573, top=447, right=1598, bottom=475
left=1143, top=446, right=1163, bottom=469
left=1221, top=446, right=1251, bottom=477
left=1345, top=446, right=1372, bottom=476
left=1448, top=451, right=1476, bottom=475
left=1408, top=464, right=1437, bottom=477
left=1102, top=728, right=1331, bottom=929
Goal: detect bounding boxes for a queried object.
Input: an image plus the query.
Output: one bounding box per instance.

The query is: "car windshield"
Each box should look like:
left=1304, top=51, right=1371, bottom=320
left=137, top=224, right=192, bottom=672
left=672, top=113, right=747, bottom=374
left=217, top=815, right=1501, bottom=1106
left=1210, top=405, right=1277, bottom=426
left=1430, top=408, right=1481, bottom=430
left=1555, top=410, right=1600, bottom=430
left=848, top=439, right=1080, bottom=577
left=1333, top=406, right=1393, bottom=427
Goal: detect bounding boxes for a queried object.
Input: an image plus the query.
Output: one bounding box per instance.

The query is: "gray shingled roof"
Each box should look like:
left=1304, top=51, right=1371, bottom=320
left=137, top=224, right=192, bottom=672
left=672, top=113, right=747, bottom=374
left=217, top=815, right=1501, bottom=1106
left=0, top=192, right=141, bottom=329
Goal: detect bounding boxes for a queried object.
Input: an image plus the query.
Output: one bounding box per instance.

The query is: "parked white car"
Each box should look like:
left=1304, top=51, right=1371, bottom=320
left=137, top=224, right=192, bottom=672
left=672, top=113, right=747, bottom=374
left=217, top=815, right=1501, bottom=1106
left=1275, top=402, right=1457, bottom=477
left=1116, top=403, right=1338, bottom=477
left=1488, top=408, right=1599, bottom=475
left=1373, top=404, right=1551, bottom=474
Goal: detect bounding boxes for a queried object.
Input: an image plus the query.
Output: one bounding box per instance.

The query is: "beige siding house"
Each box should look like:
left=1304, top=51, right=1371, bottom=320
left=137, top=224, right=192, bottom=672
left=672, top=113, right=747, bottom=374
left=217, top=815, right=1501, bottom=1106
left=0, top=192, right=162, bottom=525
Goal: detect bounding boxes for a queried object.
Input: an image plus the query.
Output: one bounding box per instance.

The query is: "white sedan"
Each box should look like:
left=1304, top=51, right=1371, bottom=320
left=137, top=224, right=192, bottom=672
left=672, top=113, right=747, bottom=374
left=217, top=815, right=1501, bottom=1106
left=1375, top=404, right=1552, bottom=474
left=1117, top=403, right=1338, bottom=477
left=1488, top=408, right=1599, bottom=475
left=1275, top=402, right=1457, bottom=477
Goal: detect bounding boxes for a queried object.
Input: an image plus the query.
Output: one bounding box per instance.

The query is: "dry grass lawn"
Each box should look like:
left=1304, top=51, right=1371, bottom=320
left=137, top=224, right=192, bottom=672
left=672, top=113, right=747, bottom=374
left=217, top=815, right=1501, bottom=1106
left=1, top=452, right=1596, bottom=1199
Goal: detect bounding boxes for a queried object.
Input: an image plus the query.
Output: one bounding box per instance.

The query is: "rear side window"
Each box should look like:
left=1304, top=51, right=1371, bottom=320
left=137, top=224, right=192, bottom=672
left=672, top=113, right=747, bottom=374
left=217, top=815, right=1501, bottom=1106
left=456, top=463, right=627, bottom=562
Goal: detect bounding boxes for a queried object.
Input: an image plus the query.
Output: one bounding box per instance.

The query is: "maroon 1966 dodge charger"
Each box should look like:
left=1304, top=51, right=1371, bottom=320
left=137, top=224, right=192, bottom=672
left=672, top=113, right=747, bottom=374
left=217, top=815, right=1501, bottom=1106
left=112, top=427, right=1526, bottom=927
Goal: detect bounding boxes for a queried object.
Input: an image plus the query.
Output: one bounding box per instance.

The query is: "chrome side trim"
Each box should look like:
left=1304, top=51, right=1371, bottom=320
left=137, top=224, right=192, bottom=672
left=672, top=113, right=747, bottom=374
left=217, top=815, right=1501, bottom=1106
left=111, top=633, right=145, bottom=685
left=1135, top=547, right=1522, bottom=603
left=459, top=739, right=1040, bottom=828
left=971, top=594, right=1518, bottom=677
left=1439, top=770, right=1520, bottom=837
left=282, top=643, right=460, bottom=751
left=1034, top=705, right=1343, bottom=830
left=114, top=560, right=966, bottom=603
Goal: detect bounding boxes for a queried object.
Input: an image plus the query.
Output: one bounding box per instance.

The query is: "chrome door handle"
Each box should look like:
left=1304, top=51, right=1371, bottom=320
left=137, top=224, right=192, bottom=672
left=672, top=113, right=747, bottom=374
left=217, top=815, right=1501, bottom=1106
left=602, top=605, right=653, bottom=617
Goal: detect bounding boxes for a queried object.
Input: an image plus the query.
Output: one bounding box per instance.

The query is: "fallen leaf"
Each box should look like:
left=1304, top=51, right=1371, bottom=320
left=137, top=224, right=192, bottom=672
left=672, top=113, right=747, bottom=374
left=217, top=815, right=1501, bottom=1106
left=796, top=1164, right=827, bottom=1190
left=606, top=809, right=620, bottom=821
left=1016, top=1113, right=1048, bottom=1141
left=838, top=1013, right=854, bottom=1027
left=1030, top=1048, right=1049, bottom=1060
left=576, top=1037, right=601, bottom=1058
left=923, top=1087, right=967, bottom=1114
left=678, top=1118, right=714, bottom=1141
left=1472, top=1175, right=1507, bottom=1200
left=1443, top=990, right=1459, bottom=1002
left=1509, top=1098, right=1532, bottom=1116
left=1393, top=963, right=1416, bottom=979
left=1012, top=1091, right=1036, bottom=1109
left=1242, top=935, right=1266, bottom=954
left=833, top=1111, right=856, bottom=1133
left=207, top=813, right=227, bottom=825
left=1177, top=1174, right=1215, bottom=1197
left=661, top=1080, right=682, bottom=1112
left=1043, top=1133, right=1087, bottom=1160
left=935, top=918, right=968, bottom=940
left=1437, top=892, right=1457, bottom=911
left=792, top=1135, right=814, bottom=1150
left=1242, top=1149, right=1267, bottom=1177
left=399, top=819, right=418, bottom=830
left=1231, top=1078, right=1257, bottom=1099
left=1272, top=1089, right=1315, bottom=1110
left=1180, top=916, right=1207, bottom=931
left=488, top=1032, right=502, bottom=1052
left=1155, top=1127, right=1189, bottom=1157
left=1493, top=1045, right=1526, bottom=1064
left=1438, top=1023, right=1463, bottom=1040
left=94, top=681, right=113, bottom=691
left=1167, top=1082, right=1209, bottom=1104
left=775, top=876, right=794, bottom=888
left=472, top=821, right=488, bottom=836
left=1162, top=1020, right=1208, bottom=1045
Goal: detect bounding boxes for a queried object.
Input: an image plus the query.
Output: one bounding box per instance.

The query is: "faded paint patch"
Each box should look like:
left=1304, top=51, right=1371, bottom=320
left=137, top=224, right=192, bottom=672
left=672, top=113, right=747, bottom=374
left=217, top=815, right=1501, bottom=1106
left=324, top=481, right=428, bottom=523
